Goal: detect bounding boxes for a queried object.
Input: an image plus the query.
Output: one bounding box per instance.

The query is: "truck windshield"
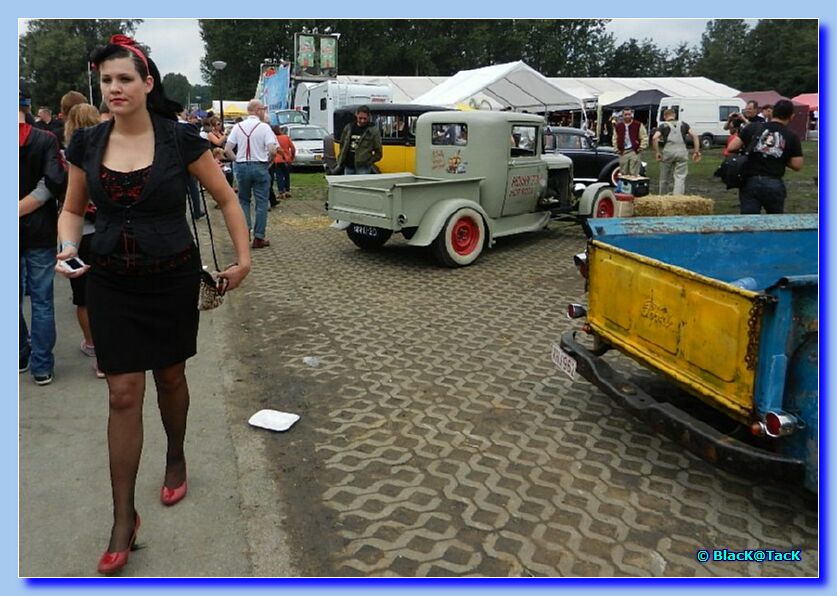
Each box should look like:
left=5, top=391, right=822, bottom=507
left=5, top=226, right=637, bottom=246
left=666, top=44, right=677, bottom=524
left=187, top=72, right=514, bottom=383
left=276, top=111, right=308, bottom=125
left=289, top=126, right=326, bottom=141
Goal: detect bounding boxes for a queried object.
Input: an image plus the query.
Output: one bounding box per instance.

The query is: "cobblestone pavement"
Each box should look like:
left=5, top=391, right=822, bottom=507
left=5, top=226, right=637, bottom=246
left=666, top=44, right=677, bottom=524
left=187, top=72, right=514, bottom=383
left=219, top=198, right=817, bottom=577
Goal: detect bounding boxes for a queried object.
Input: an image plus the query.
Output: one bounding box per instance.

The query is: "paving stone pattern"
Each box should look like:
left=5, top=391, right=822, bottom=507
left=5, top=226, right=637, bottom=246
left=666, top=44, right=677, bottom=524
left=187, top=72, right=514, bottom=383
left=218, top=199, right=817, bottom=577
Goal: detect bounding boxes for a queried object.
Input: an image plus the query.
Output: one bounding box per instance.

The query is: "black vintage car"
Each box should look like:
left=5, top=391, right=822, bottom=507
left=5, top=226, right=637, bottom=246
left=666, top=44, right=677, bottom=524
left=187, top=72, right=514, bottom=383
left=543, top=126, right=644, bottom=190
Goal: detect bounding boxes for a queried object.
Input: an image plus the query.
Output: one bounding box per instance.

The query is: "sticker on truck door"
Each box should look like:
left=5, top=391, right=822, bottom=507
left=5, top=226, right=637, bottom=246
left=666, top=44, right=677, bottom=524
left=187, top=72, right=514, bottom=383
left=430, top=148, right=468, bottom=174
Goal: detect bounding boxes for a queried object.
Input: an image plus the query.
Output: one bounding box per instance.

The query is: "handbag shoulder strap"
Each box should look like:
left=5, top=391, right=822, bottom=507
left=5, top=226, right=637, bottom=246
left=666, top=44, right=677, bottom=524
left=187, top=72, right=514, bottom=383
left=174, top=123, right=220, bottom=271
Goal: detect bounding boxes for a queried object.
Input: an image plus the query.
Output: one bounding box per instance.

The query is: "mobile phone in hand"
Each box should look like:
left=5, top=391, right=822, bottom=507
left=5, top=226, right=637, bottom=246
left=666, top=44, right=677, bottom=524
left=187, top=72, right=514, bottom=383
left=60, top=257, right=86, bottom=272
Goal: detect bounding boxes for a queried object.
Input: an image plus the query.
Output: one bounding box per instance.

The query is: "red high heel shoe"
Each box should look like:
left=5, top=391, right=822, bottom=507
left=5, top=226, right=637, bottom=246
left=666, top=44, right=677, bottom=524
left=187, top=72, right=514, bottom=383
left=97, top=512, right=141, bottom=574
left=160, top=479, right=188, bottom=506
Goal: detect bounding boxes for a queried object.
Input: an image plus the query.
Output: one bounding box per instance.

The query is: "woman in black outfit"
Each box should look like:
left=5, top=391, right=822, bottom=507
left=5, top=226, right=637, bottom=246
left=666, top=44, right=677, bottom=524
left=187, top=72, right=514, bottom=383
left=56, top=35, right=251, bottom=574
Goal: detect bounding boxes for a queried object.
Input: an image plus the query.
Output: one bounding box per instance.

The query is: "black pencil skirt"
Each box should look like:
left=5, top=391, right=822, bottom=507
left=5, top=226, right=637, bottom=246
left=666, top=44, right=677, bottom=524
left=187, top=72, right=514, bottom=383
left=86, top=251, right=201, bottom=374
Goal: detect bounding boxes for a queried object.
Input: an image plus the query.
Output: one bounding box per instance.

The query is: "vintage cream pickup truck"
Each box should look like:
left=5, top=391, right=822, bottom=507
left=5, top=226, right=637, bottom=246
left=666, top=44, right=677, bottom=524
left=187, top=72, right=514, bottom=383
left=325, top=110, right=625, bottom=267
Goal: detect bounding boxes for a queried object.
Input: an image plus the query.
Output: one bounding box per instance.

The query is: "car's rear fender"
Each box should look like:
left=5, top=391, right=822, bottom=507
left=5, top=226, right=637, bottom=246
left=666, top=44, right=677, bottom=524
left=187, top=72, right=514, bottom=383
left=406, top=199, right=493, bottom=247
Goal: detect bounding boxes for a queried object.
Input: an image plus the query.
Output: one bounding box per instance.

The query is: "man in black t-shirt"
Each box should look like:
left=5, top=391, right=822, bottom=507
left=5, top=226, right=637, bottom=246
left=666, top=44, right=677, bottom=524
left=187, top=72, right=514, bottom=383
left=727, top=99, right=804, bottom=214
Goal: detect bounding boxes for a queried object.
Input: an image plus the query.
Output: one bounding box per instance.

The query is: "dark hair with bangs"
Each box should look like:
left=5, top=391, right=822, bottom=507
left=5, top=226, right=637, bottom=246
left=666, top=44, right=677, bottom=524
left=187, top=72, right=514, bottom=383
left=90, top=42, right=182, bottom=120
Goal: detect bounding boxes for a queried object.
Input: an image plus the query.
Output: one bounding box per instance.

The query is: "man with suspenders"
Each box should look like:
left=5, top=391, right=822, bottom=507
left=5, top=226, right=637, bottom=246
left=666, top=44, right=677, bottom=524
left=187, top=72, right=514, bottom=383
left=225, top=99, right=277, bottom=248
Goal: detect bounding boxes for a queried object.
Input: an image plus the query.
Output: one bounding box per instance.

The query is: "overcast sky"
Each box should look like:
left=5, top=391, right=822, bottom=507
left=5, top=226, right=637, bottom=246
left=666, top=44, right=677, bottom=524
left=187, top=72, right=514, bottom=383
left=20, top=18, right=751, bottom=86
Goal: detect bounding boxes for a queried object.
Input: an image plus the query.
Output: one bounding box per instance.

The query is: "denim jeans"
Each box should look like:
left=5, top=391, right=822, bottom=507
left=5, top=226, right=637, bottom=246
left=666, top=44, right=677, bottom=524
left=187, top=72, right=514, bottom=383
left=20, top=247, right=56, bottom=376
left=275, top=163, right=291, bottom=192
left=345, top=165, right=373, bottom=175
left=187, top=175, right=203, bottom=217
left=740, top=175, right=786, bottom=214
left=235, top=162, right=271, bottom=239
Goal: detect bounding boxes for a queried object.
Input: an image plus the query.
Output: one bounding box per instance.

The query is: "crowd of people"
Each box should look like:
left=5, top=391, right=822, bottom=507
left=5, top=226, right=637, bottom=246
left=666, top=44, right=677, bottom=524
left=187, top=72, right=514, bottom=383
left=724, top=99, right=804, bottom=214
left=605, top=99, right=803, bottom=213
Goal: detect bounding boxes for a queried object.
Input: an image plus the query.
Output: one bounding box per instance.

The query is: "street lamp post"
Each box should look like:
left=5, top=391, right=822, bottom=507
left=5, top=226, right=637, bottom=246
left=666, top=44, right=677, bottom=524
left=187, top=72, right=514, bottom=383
left=212, top=60, right=227, bottom=124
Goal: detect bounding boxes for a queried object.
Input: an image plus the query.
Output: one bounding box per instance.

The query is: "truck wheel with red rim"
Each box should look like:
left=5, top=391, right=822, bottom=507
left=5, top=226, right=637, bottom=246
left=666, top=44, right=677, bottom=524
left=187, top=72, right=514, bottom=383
left=610, top=166, right=621, bottom=187
left=591, top=186, right=617, bottom=218
left=433, top=207, right=486, bottom=267
left=347, top=224, right=392, bottom=250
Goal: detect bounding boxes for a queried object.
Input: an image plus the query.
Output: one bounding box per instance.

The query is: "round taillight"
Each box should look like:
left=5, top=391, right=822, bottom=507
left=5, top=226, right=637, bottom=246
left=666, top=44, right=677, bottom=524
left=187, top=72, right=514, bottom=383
left=764, top=411, right=797, bottom=438
left=566, top=303, right=587, bottom=319
left=573, top=252, right=589, bottom=279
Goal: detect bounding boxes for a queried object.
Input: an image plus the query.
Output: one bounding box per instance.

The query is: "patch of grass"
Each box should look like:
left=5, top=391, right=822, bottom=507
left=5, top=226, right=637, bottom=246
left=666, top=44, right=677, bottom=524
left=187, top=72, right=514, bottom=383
left=290, top=170, right=327, bottom=187
left=287, top=170, right=327, bottom=201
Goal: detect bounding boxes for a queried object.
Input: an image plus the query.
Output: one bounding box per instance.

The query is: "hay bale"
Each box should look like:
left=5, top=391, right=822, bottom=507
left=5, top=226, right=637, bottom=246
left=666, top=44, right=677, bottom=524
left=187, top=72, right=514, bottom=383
left=633, top=194, right=714, bottom=216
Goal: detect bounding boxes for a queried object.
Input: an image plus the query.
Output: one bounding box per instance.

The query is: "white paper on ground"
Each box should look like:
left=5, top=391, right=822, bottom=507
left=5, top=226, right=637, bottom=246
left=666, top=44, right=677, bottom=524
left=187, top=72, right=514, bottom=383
left=248, top=409, right=300, bottom=432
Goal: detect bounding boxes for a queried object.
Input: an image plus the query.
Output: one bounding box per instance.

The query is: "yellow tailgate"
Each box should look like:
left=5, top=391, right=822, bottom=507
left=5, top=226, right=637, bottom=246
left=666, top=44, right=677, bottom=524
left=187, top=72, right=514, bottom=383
left=587, top=240, right=757, bottom=421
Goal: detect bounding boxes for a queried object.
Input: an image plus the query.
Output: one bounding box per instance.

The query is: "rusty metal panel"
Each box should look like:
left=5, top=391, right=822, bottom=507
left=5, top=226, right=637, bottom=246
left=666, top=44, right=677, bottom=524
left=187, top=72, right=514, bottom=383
left=588, top=241, right=757, bottom=421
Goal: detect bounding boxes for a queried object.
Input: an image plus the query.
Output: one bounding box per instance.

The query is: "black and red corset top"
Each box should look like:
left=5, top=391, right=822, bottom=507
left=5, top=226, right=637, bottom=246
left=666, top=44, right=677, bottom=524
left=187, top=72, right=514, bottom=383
left=95, top=164, right=194, bottom=274
left=100, top=163, right=152, bottom=205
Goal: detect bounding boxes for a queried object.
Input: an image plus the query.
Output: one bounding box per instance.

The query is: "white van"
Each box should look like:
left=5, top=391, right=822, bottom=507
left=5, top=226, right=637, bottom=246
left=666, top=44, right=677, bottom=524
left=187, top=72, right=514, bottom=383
left=296, top=80, right=393, bottom=134
left=657, top=97, right=746, bottom=149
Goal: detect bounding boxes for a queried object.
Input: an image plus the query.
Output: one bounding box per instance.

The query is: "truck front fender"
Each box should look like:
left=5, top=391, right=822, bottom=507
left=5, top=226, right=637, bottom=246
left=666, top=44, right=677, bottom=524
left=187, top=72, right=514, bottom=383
left=407, top=199, right=493, bottom=247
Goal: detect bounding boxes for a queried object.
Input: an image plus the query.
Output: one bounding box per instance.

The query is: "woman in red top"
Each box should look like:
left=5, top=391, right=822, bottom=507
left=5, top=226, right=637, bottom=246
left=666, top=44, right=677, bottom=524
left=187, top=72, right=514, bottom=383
left=723, top=117, right=744, bottom=157
left=272, top=124, right=296, bottom=200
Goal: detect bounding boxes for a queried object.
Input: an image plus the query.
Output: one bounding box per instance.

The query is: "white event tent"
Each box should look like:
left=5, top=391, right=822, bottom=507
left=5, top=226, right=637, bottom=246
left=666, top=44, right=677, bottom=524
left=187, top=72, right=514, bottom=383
left=411, top=61, right=583, bottom=112
left=549, top=77, right=741, bottom=109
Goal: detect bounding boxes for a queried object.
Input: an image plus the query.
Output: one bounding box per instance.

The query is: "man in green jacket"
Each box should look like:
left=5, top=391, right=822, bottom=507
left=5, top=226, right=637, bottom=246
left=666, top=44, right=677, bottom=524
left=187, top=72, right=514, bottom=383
left=335, top=105, right=382, bottom=174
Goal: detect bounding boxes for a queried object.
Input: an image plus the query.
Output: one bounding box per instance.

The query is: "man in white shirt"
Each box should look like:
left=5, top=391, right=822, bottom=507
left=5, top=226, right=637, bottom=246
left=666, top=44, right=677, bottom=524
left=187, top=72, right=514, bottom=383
left=225, top=99, right=277, bottom=248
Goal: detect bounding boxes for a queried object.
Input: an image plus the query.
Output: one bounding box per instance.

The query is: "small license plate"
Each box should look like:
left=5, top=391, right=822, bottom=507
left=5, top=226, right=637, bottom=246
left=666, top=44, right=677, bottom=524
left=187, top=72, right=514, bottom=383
left=551, top=342, right=577, bottom=380
left=315, top=155, right=322, bottom=160
left=352, top=225, right=380, bottom=237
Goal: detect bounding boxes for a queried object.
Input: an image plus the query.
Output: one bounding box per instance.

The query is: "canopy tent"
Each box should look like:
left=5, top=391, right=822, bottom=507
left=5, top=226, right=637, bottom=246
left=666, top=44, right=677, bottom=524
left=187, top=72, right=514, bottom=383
left=412, top=61, right=582, bottom=112
left=792, top=93, right=818, bottom=111
left=738, top=91, right=810, bottom=139
left=548, top=77, right=741, bottom=139
left=600, top=89, right=669, bottom=133
left=737, top=90, right=787, bottom=108
left=209, top=100, right=250, bottom=119
left=604, top=89, right=667, bottom=110
left=549, top=76, right=741, bottom=106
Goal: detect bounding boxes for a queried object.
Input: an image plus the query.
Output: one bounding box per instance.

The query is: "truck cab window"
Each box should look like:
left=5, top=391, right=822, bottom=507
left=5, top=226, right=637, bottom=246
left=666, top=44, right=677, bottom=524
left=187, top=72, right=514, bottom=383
left=511, top=125, right=538, bottom=157
left=432, top=123, right=468, bottom=146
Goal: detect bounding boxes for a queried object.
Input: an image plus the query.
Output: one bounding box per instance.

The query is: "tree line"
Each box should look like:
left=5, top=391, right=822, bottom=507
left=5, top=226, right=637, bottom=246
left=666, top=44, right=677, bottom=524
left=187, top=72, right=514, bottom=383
left=20, top=19, right=818, bottom=113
